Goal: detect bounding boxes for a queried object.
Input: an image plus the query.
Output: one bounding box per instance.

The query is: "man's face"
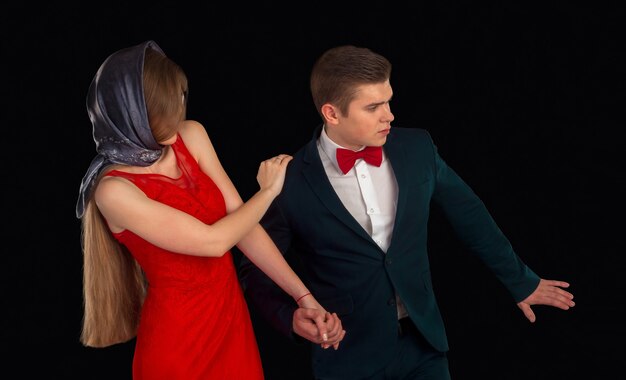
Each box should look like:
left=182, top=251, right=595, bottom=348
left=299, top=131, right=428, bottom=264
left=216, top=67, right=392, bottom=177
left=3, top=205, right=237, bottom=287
left=327, top=80, right=394, bottom=151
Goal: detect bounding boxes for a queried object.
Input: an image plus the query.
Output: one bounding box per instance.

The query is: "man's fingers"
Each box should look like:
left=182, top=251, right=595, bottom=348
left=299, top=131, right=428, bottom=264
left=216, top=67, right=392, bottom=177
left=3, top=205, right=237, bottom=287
left=518, top=302, right=536, bottom=323
left=332, top=330, right=347, bottom=350
left=295, top=308, right=346, bottom=347
left=311, top=313, right=329, bottom=342
left=324, top=311, right=335, bottom=329
left=546, top=280, right=570, bottom=288
left=324, top=312, right=342, bottom=334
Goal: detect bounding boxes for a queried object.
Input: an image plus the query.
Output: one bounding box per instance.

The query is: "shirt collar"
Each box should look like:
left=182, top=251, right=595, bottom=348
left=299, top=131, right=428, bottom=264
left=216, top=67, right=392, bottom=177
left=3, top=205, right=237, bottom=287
left=318, top=125, right=385, bottom=173
left=318, top=125, right=351, bottom=173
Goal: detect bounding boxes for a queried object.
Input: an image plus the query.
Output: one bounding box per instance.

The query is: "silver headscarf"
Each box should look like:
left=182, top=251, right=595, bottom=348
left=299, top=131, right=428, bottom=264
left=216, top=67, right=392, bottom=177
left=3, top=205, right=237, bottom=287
left=76, top=40, right=165, bottom=218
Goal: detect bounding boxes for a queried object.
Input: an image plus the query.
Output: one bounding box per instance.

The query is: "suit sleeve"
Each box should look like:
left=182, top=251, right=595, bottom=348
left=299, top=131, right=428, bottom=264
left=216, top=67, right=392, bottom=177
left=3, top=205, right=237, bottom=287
left=427, top=133, right=541, bottom=302
left=238, top=196, right=302, bottom=341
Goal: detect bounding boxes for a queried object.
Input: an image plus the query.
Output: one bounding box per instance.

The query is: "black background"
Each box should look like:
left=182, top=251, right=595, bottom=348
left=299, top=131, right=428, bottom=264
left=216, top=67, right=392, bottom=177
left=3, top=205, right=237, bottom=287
left=3, top=3, right=623, bottom=379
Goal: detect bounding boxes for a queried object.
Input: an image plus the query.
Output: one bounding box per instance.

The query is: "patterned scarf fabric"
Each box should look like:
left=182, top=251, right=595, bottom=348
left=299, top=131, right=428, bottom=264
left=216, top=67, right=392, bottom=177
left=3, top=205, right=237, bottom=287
left=76, top=40, right=165, bottom=218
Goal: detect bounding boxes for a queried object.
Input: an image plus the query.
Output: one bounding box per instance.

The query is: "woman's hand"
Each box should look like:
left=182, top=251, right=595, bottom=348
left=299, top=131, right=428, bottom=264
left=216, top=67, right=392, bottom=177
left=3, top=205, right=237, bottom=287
left=256, top=154, right=293, bottom=197
left=294, top=293, right=346, bottom=350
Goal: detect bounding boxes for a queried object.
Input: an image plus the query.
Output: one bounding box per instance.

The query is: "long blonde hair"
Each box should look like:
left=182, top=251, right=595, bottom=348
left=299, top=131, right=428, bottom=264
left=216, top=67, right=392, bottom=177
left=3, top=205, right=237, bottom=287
left=80, top=47, right=188, bottom=347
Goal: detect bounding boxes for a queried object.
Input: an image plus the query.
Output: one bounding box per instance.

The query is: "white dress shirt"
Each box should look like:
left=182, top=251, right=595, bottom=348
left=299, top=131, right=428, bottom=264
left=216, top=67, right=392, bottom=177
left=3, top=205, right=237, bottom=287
left=317, top=126, right=408, bottom=319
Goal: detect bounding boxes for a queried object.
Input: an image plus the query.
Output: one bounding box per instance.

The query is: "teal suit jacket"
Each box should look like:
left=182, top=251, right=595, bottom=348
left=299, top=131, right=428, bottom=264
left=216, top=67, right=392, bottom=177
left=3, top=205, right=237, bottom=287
left=239, top=125, right=540, bottom=379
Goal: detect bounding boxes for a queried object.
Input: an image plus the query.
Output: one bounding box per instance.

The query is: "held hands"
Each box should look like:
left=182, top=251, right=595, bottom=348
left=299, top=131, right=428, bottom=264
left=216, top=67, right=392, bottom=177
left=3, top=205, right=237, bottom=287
left=294, top=294, right=346, bottom=350
left=517, top=279, right=575, bottom=322
left=257, top=154, right=293, bottom=197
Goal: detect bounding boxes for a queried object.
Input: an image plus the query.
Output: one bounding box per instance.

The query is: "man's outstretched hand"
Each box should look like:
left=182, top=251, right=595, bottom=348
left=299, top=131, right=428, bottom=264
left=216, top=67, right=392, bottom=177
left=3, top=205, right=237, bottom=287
left=517, top=279, right=575, bottom=322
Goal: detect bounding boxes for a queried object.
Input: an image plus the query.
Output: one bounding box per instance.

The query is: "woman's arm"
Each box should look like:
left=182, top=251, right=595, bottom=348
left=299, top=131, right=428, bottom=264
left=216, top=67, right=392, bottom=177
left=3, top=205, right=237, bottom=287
left=95, top=120, right=289, bottom=258
left=185, top=121, right=343, bottom=346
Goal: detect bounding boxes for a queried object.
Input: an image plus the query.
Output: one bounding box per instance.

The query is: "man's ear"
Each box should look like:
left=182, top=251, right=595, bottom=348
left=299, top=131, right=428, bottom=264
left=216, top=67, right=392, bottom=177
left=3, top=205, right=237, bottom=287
left=321, top=103, right=340, bottom=125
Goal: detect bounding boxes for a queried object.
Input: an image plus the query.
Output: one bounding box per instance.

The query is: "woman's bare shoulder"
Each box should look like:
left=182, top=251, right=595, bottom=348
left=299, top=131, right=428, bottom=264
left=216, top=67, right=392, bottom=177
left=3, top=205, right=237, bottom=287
left=179, top=120, right=209, bottom=141
left=178, top=120, right=214, bottom=159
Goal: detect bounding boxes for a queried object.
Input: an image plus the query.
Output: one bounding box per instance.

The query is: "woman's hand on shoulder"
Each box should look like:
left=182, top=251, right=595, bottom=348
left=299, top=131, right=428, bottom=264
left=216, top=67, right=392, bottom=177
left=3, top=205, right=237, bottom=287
left=257, top=154, right=293, bottom=198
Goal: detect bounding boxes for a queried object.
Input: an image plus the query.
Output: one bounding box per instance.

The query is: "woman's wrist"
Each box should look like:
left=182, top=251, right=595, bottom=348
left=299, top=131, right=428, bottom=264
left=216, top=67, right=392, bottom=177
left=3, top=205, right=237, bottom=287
left=295, top=292, right=312, bottom=305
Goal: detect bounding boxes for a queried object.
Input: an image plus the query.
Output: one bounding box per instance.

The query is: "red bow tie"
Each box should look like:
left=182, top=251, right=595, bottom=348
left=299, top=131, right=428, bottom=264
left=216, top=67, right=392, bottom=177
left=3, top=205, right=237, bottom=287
left=336, top=146, right=383, bottom=174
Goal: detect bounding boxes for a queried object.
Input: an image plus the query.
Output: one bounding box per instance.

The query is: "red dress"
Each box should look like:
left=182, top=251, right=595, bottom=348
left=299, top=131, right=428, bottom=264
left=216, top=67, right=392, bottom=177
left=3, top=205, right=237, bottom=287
left=107, top=135, right=264, bottom=380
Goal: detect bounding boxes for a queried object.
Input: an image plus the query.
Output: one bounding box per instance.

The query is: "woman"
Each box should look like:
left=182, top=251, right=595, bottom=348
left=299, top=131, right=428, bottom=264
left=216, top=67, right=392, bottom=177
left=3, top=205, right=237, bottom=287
left=76, top=40, right=344, bottom=379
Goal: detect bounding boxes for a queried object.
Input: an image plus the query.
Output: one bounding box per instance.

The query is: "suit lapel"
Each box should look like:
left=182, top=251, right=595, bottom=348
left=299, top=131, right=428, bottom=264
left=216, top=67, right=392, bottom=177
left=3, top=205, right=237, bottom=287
left=301, top=128, right=375, bottom=245
left=380, top=131, right=408, bottom=254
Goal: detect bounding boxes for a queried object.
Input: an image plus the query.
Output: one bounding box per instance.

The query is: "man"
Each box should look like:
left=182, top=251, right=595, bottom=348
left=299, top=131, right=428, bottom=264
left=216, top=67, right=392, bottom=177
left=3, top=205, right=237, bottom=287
left=239, top=45, right=575, bottom=379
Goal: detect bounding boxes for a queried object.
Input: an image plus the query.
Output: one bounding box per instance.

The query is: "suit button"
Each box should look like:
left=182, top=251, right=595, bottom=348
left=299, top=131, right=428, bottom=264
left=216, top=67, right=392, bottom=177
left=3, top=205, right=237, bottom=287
left=387, top=298, right=396, bottom=306
left=385, top=258, right=392, bottom=265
